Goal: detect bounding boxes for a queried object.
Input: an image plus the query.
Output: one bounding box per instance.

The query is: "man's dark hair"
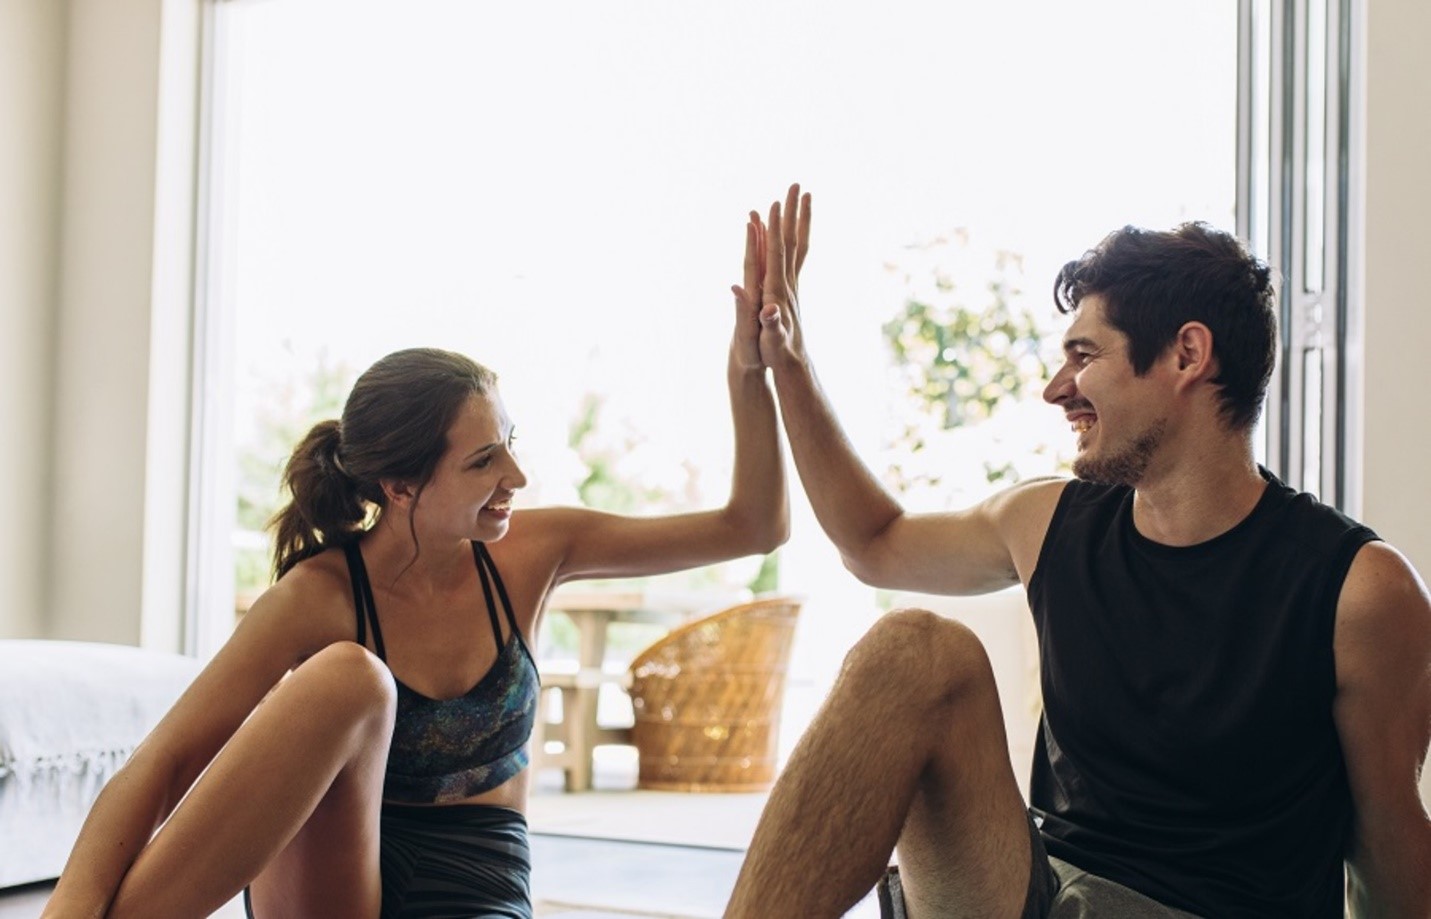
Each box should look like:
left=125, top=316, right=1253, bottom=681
left=1053, top=222, right=1278, bottom=431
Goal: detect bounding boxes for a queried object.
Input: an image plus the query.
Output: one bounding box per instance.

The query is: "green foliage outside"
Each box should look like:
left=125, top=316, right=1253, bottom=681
left=880, top=231, right=1055, bottom=494
left=568, top=393, right=684, bottom=515
left=235, top=351, right=356, bottom=595
left=563, top=392, right=781, bottom=659
left=234, top=354, right=779, bottom=657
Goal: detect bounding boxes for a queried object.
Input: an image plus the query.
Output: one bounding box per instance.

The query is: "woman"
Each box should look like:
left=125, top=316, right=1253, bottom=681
left=41, top=209, right=798, bottom=919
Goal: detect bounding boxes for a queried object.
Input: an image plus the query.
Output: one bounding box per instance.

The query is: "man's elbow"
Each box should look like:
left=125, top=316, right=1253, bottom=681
left=839, top=548, right=888, bottom=588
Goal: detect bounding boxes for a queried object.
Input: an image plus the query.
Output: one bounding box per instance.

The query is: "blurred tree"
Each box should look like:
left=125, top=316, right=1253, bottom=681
left=567, top=391, right=779, bottom=598
left=880, top=230, right=1056, bottom=494
left=568, top=393, right=682, bottom=515
left=235, top=349, right=356, bottom=593
left=236, top=359, right=780, bottom=617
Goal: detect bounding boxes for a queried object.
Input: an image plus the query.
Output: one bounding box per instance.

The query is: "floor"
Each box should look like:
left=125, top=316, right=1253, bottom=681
left=0, top=754, right=881, bottom=919
left=0, top=840, right=879, bottom=919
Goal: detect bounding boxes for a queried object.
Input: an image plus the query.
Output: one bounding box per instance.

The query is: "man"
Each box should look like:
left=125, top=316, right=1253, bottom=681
left=724, top=186, right=1430, bottom=917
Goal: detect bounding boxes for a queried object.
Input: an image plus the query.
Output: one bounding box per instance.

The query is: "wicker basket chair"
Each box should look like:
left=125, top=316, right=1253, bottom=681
left=625, top=595, right=802, bottom=792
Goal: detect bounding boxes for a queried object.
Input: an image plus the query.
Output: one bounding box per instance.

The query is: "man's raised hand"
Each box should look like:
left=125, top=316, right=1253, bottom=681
left=759, top=183, right=812, bottom=369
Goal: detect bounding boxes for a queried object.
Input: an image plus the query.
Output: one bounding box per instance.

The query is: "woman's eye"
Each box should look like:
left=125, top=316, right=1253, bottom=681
left=472, top=456, right=493, bottom=470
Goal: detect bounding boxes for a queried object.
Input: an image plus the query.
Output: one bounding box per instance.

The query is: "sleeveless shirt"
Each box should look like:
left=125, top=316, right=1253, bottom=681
left=344, top=541, right=540, bottom=804
left=1027, top=468, right=1377, bottom=917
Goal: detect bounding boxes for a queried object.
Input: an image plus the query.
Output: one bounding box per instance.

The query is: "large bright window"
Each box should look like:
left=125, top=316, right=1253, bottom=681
left=195, top=0, right=1238, bottom=764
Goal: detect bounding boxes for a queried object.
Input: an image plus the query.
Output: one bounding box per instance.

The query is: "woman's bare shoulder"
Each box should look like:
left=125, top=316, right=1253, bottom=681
left=241, top=548, right=361, bottom=654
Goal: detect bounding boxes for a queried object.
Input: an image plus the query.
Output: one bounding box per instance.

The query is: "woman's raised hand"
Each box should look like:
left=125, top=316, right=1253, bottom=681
left=730, top=209, right=768, bottom=372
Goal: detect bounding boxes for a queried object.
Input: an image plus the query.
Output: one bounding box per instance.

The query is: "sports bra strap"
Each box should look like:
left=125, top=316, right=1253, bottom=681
left=472, top=543, right=506, bottom=645
left=343, top=542, right=386, bottom=661
left=474, top=542, right=523, bottom=637
left=344, top=541, right=517, bottom=663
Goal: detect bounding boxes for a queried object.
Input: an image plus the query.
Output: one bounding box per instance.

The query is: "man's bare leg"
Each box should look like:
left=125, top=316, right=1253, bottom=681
left=725, top=609, right=1032, bottom=919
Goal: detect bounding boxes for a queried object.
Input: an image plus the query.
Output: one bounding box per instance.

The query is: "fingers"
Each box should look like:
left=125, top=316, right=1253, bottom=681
left=742, top=219, right=760, bottom=309
left=795, top=190, right=811, bottom=280
left=782, top=184, right=800, bottom=279
left=755, top=208, right=767, bottom=292
left=732, top=212, right=768, bottom=368
left=764, top=200, right=787, bottom=308
left=732, top=283, right=755, bottom=314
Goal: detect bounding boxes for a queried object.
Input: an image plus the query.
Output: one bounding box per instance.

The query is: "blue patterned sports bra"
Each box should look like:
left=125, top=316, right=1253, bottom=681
left=343, top=541, right=539, bottom=804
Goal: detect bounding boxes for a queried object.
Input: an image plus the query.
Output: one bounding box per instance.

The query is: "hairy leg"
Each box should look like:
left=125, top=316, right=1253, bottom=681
left=725, top=609, right=1031, bottom=919
left=108, top=642, right=397, bottom=919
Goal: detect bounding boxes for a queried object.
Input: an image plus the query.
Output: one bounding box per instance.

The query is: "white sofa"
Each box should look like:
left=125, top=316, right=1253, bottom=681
left=0, top=640, right=202, bottom=888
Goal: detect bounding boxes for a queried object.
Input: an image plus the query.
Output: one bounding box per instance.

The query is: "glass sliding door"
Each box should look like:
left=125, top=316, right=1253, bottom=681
left=1237, top=0, right=1358, bottom=509
left=189, top=0, right=1239, bottom=703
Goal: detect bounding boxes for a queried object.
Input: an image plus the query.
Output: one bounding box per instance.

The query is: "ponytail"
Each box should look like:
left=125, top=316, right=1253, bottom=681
left=268, top=348, right=500, bottom=582
left=269, top=419, right=371, bottom=581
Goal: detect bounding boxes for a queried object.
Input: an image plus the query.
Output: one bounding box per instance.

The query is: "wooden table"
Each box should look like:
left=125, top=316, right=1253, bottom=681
left=537, top=586, right=744, bottom=791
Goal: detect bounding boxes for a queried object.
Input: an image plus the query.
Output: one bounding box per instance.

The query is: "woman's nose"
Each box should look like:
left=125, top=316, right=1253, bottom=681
left=504, top=457, right=528, bottom=491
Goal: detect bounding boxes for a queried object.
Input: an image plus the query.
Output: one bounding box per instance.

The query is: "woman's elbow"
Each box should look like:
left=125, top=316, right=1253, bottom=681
left=728, top=506, right=789, bottom=556
left=748, top=517, right=789, bottom=556
left=765, top=505, right=792, bottom=551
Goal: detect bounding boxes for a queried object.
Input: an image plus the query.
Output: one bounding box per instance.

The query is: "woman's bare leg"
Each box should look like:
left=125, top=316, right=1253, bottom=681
left=107, top=642, right=396, bottom=919
left=725, top=609, right=1032, bottom=919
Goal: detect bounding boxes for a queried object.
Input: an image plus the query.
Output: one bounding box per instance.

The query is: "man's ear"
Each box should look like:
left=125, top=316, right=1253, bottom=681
left=380, top=478, right=417, bottom=508
left=1172, top=321, right=1218, bottom=386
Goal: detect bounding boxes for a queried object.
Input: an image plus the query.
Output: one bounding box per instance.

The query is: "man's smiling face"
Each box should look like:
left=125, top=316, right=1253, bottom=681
left=1043, top=295, right=1173, bottom=486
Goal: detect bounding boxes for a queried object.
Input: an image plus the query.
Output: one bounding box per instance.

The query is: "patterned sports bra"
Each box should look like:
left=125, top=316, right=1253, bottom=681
left=343, top=541, right=539, bottom=804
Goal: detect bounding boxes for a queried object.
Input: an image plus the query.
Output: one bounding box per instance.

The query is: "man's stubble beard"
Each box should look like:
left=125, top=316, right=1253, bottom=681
left=1072, top=418, right=1168, bottom=487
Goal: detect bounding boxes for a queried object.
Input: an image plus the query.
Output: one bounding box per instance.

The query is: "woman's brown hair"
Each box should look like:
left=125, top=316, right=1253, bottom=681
left=269, top=348, right=498, bottom=580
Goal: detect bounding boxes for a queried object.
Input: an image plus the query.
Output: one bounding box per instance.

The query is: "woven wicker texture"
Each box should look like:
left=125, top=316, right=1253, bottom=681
left=626, top=596, right=802, bottom=792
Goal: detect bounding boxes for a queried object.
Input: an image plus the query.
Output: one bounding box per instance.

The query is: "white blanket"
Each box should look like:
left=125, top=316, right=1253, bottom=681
left=0, top=639, right=202, bottom=888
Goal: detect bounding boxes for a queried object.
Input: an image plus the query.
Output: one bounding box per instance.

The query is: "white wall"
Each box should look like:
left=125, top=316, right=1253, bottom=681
left=43, top=0, right=198, bottom=649
left=0, top=0, right=65, bottom=639
left=1359, top=0, right=1431, bottom=807
left=1360, top=0, right=1431, bottom=577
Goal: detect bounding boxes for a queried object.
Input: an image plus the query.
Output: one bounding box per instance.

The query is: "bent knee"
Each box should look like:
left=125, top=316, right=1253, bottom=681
left=843, top=608, right=996, bottom=698
left=296, top=641, right=397, bottom=723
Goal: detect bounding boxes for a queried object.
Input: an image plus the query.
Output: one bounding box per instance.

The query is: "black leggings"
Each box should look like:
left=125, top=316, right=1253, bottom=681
left=245, top=802, right=532, bottom=919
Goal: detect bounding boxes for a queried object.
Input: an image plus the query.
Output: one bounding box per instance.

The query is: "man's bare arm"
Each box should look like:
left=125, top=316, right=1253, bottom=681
left=1334, top=541, right=1431, bottom=917
left=757, top=184, right=1065, bottom=594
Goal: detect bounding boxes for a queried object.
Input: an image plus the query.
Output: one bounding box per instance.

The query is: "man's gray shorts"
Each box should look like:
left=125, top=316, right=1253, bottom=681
left=876, top=812, right=1203, bottom=918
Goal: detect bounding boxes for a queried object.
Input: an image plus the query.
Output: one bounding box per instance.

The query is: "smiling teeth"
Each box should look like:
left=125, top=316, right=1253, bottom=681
left=486, top=501, right=511, bottom=511
left=1072, top=418, right=1095, bottom=433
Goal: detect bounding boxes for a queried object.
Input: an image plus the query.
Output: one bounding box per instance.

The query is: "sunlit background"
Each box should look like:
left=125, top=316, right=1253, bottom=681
left=203, top=0, right=1236, bottom=786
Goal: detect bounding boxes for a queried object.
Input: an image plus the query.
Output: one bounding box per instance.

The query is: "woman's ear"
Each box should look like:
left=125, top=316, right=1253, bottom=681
left=380, top=478, right=417, bottom=508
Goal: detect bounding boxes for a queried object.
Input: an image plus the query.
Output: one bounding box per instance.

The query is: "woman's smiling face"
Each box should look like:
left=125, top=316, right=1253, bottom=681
left=412, top=390, right=527, bottom=543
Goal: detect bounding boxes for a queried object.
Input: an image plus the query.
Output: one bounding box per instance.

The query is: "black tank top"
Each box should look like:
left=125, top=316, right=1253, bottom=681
left=344, top=541, right=539, bottom=804
left=1027, top=469, right=1377, bottom=917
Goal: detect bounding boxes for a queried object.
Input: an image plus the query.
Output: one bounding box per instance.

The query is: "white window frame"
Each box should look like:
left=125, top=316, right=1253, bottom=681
left=1238, top=0, right=1361, bottom=512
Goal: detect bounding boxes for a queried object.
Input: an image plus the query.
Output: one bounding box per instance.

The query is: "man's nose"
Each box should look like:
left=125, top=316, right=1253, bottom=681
left=1043, top=363, right=1075, bottom=404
